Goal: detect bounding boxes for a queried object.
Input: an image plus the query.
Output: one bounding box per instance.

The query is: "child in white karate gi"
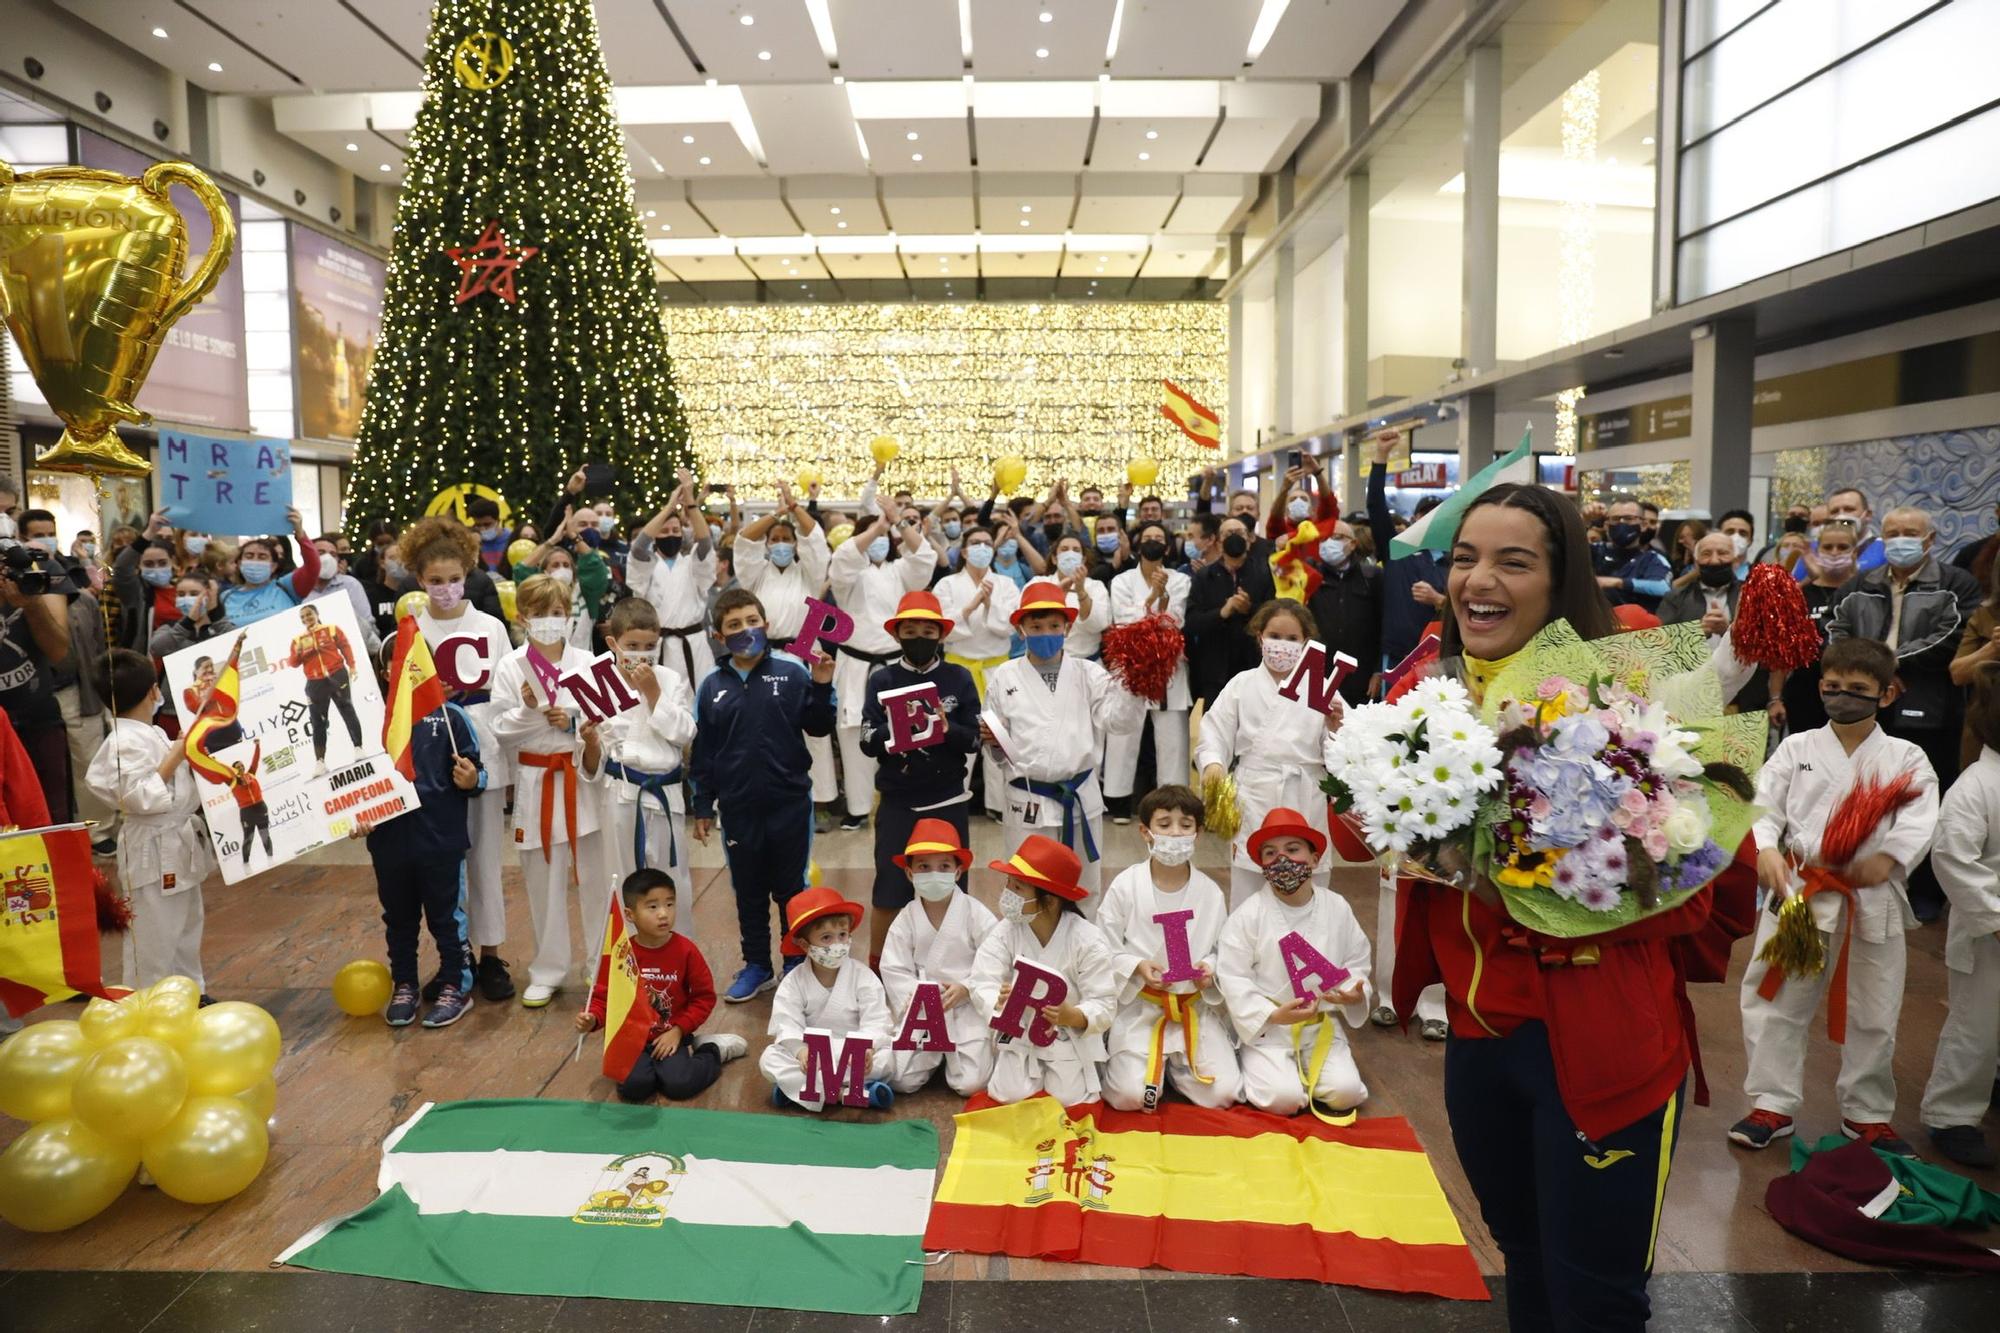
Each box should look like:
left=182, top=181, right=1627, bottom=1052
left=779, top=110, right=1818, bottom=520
left=590, top=596, right=696, bottom=940
left=881, top=818, right=997, bottom=1096
left=761, top=887, right=896, bottom=1111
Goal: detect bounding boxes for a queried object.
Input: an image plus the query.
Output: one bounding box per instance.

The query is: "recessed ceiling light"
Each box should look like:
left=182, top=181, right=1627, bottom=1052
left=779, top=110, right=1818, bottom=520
left=1035, top=47, right=1049, bottom=58
left=207, top=61, right=223, bottom=72
left=829, top=206, right=841, bottom=215
left=152, top=26, right=168, bottom=39
left=740, top=13, right=755, bottom=25
left=699, top=156, right=712, bottom=165
left=837, top=220, right=847, bottom=228
left=1607, top=156, right=1618, bottom=165
left=706, top=77, right=718, bottom=86
left=911, top=152, right=923, bottom=161
left=834, top=75, right=844, bottom=85
left=906, top=131, right=919, bottom=141
left=1145, top=129, right=1158, bottom=139
left=345, top=142, right=358, bottom=152
left=662, top=223, right=672, bottom=231
left=1020, top=219, right=1030, bottom=226
left=757, top=50, right=771, bottom=61
left=1020, top=204, right=1031, bottom=213
left=682, top=134, right=695, bottom=144
left=645, top=209, right=657, bottom=218
left=1641, top=136, right=1656, bottom=146
left=1040, top=10, right=1053, bottom=21
left=1137, top=151, right=1149, bottom=161
left=379, top=163, right=392, bottom=172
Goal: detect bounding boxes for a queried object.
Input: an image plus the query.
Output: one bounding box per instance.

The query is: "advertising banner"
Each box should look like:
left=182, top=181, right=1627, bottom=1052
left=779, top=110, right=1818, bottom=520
left=290, top=224, right=384, bottom=442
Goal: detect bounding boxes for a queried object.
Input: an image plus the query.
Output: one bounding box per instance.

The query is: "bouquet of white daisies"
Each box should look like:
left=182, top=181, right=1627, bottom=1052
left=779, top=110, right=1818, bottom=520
left=1321, top=677, right=1505, bottom=857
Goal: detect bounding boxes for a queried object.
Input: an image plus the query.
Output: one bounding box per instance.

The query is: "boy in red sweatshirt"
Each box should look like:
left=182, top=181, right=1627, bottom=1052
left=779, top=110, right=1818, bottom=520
left=576, top=869, right=747, bottom=1102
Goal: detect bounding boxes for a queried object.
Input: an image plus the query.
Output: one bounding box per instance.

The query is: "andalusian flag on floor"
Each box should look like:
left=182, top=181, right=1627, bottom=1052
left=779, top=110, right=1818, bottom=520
left=0, top=824, right=114, bottom=1017
left=1391, top=427, right=1534, bottom=559
left=281, top=1099, right=938, bottom=1314
left=925, top=1096, right=1486, bottom=1301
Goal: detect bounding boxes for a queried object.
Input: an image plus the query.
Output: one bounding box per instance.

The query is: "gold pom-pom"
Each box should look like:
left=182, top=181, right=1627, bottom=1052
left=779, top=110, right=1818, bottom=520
left=1201, top=769, right=1240, bottom=843
left=1756, top=894, right=1826, bottom=982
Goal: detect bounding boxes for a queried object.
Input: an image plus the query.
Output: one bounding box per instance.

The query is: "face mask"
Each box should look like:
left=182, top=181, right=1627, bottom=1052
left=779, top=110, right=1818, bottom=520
left=0, top=514, right=13, bottom=539
left=949, top=540, right=989, bottom=571
left=183, top=535, right=209, bottom=556
left=549, top=566, right=575, bottom=584
left=1287, top=497, right=1310, bottom=522
left=1095, top=533, right=1119, bottom=554
left=526, top=615, right=570, bottom=643
left=1728, top=533, right=1750, bottom=559
left=1025, top=632, right=1065, bottom=660
left=1319, top=538, right=1349, bottom=566
left=1042, top=522, right=1065, bottom=541
left=1817, top=551, right=1855, bottom=575
left=912, top=870, right=958, bottom=902
left=807, top=941, right=850, bottom=970
left=1783, top=515, right=1810, bottom=534
left=1609, top=523, right=1640, bottom=547
left=1148, top=833, right=1196, bottom=866
left=30, top=536, right=57, bottom=554
left=80, top=543, right=97, bottom=561
left=1263, top=856, right=1314, bottom=894
left=1183, top=538, right=1203, bottom=562
left=1138, top=539, right=1167, bottom=562
left=996, top=538, right=1019, bottom=561
left=1261, top=638, right=1306, bottom=675
left=385, top=555, right=409, bottom=583
left=1882, top=536, right=1926, bottom=568
left=997, top=889, right=1037, bottom=924
left=1221, top=532, right=1249, bottom=559
left=478, top=525, right=500, bottom=542
left=1697, top=563, right=1736, bottom=588
left=318, top=553, right=338, bottom=581
left=141, top=565, right=174, bottom=588
left=174, top=594, right=202, bottom=619
left=1806, top=524, right=1823, bottom=541
left=1056, top=550, right=1084, bottom=576
left=767, top=541, right=796, bottom=568
left=580, top=528, right=604, bottom=549
left=867, top=536, right=891, bottom=562
left=239, top=559, right=272, bottom=584
left=598, top=515, right=617, bottom=535
left=659, top=535, right=683, bottom=559
left=1821, top=690, right=1880, bottom=725
left=899, top=635, right=941, bottom=665
left=942, top=521, right=962, bottom=540
left=429, top=580, right=465, bottom=612
left=725, top=625, right=767, bottom=658
left=618, top=649, right=655, bottom=670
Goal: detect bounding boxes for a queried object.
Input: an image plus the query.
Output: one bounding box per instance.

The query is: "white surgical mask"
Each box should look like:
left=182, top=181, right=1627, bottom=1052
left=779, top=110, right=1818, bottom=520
left=998, top=889, right=1036, bottom=924
left=183, top=534, right=208, bottom=556
left=549, top=566, right=575, bottom=584
left=1055, top=549, right=1084, bottom=576
left=1728, top=533, right=1749, bottom=560
left=1287, top=496, right=1310, bottom=522
left=618, top=649, right=655, bottom=670
left=0, top=514, right=14, bottom=540
left=912, top=870, right=958, bottom=902
left=807, top=941, right=850, bottom=969
left=1148, top=833, right=1197, bottom=866
left=1319, top=538, right=1349, bottom=567
left=526, top=615, right=570, bottom=643
left=318, top=553, right=338, bottom=581
left=1261, top=638, right=1306, bottom=676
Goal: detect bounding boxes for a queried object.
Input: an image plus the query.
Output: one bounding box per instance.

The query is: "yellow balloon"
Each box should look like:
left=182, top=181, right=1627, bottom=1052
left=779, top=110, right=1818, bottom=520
left=0, top=1118, right=139, bottom=1231
left=70, top=1037, right=189, bottom=1142
left=78, top=996, right=143, bottom=1048
left=148, top=976, right=201, bottom=1006
left=505, top=537, right=538, bottom=569
left=138, top=987, right=198, bottom=1049
left=795, top=466, right=822, bottom=491
left=869, top=434, right=900, bottom=465
left=1127, top=456, right=1161, bottom=488
left=0, top=1021, right=93, bottom=1123
left=332, top=959, right=394, bottom=1017
left=494, top=578, right=518, bottom=623
left=232, top=1076, right=277, bottom=1125
left=825, top=522, right=854, bottom=551
left=182, top=1002, right=281, bottom=1098
left=142, top=1096, right=269, bottom=1205
left=395, top=590, right=429, bottom=621
left=808, top=859, right=823, bottom=888
left=994, top=456, right=1028, bottom=495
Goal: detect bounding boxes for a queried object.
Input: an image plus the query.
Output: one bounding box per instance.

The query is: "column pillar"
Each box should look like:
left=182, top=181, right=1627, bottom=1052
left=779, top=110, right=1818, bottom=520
left=1457, top=43, right=1500, bottom=473
left=1688, top=317, right=1754, bottom=515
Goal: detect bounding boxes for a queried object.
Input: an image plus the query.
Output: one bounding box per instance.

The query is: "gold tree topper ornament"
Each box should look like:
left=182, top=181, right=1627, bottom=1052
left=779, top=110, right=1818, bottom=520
left=453, top=31, right=516, bottom=89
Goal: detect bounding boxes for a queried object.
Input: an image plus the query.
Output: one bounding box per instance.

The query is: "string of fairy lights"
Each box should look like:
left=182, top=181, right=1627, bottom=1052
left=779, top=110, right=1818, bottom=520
left=1551, top=68, right=1600, bottom=458
left=663, top=301, right=1228, bottom=497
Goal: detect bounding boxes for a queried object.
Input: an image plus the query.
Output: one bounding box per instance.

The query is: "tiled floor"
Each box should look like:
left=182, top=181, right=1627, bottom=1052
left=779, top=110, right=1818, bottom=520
left=2, top=815, right=1996, bottom=1327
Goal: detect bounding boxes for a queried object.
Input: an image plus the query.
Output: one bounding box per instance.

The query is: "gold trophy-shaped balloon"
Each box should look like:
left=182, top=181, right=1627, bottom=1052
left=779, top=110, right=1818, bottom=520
left=0, top=158, right=236, bottom=478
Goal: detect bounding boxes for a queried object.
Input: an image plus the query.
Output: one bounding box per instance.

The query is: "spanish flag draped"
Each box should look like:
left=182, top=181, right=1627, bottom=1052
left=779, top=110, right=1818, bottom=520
left=593, top=894, right=651, bottom=1079
left=384, top=615, right=448, bottom=780
left=1160, top=378, right=1222, bottom=448
left=0, top=824, right=115, bottom=1017
left=185, top=638, right=244, bottom=785
left=924, top=1096, right=1486, bottom=1301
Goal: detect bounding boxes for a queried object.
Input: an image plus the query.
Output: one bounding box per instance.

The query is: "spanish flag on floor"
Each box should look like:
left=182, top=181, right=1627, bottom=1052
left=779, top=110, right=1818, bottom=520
left=925, top=1096, right=1487, bottom=1301
left=1161, top=378, right=1222, bottom=448
left=383, top=615, right=448, bottom=780
left=0, top=824, right=115, bottom=1017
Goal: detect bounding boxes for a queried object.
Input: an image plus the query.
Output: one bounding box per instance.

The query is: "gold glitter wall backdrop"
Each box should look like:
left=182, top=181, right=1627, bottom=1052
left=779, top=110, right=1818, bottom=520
left=661, top=301, right=1228, bottom=498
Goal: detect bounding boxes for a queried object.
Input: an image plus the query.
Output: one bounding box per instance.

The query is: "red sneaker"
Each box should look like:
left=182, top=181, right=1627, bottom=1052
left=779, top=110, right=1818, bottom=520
left=1727, top=1108, right=1794, bottom=1149
left=1841, top=1119, right=1918, bottom=1158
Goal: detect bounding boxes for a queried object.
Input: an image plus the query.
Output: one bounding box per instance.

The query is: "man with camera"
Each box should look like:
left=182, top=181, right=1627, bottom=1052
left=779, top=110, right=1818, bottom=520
left=0, top=522, right=78, bottom=823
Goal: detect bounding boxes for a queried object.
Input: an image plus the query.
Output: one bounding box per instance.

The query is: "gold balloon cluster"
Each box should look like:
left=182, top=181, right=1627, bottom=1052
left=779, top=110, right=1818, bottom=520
left=0, top=978, right=279, bottom=1231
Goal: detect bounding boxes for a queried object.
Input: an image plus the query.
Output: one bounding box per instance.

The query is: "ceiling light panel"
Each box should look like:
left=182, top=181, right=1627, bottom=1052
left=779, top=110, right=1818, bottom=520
left=582, top=0, right=703, bottom=84
left=688, top=178, right=798, bottom=234
left=673, top=1, right=827, bottom=82
left=970, top=81, right=1096, bottom=171
left=975, top=174, right=1077, bottom=231
left=627, top=122, right=762, bottom=175
left=1061, top=244, right=1145, bottom=278
left=1244, top=0, right=1400, bottom=79
left=966, top=0, right=1118, bottom=78
left=1108, top=0, right=1259, bottom=77
left=1161, top=172, right=1256, bottom=232
left=740, top=85, right=866, bottom=173
left=977, top=247, right=1062, bottom=279
left=881, top=173, right=979, bottom=232
left=1199, top=81, right=1321, bottom=172
left=784, top=175, right=891, bottom=235
left=817, top=249, right=906, bottom=280
left=739, top=251, right=832, bottom=282
left=1074, top=174, right=1180, bottom=232
left=343, top=0, right=429, bottom=55
left=176, top=0, right=419, bottom=92
left=629, top=188, right=717, bottom=238
left=654, top=252, right=759, bottom=283
left=1140, top=236, right=1221, bottom=278
left=828, top=0, right=962, bottom=78
left=847, top=80, right=973, bottom=174
left=1090, top=79, right=1220, bottom=172
left=57, top=0, right=292, bottom=93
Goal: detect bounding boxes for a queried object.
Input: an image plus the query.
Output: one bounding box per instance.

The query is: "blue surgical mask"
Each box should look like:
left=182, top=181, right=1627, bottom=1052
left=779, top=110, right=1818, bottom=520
left=1056, top=550, right=1084, bottom=576
left=598, top=515, right=617, bottom=535
left=174, top=594, right=202, bottom=619
left=725, top=626, right=767, bottom=658
left=997, top=538, right=1019, bottom=560
left=1094, top=533, right=1119, bottom=554
left=768, top=542, right=796, bottom=568
left=1025, top=632, right=1065, bottom=660
left=183, top=535, right=209, bottom=556
left=1288, top=496, right=1310, bottom=522
left=141, top=565, right=174, bottom=588
left=867, top=536, right=891, bottom=562
left=942, top=521, right=963, bottom=540
left=1182, top=538, right=1203, bottom=563
left=1319, top=538, right=1349, bottom=566
left=1882, top=535, right=1926, bottom=569
left=965, top=544, right=994, bottom=569
left=239, top=559, right=272, bottom=585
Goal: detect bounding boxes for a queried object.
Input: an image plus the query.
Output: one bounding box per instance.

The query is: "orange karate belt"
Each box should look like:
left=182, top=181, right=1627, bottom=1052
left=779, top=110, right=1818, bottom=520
left=1138, top=985, right=1213, bottom=1096
left=517, top=750, right=581, bottom=886
left=1755, top=865, right=1858, bottom=1044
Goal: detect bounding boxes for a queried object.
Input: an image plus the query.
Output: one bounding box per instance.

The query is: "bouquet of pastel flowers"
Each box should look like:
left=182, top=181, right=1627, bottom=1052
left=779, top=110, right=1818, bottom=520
left=1324, top=619, right=1764, bottom=937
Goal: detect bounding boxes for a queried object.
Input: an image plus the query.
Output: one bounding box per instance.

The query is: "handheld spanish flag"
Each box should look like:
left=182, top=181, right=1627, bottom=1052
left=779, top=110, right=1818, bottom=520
left=593, top=893, right=652, bottom=1079
left=383, top=616, right=448, bottom=780
left=0, top=824, right=116, bottom=1017
left=1161, top=378, right=1222, bottom=448
left=185, top=636, right=245, bottom=785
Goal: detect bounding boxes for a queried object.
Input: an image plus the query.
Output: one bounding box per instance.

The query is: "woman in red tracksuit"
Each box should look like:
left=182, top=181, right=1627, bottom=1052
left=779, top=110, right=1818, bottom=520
left=1374, top=484, right=1756, bottom=1331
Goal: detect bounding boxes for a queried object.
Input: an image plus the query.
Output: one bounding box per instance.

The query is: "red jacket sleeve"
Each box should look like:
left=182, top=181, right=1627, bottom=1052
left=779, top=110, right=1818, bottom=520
left=338, top=627, right=355, bottom=671
left=288, top=538, right=317, bottom=600
left=676, top=937, right=716, bottom=1035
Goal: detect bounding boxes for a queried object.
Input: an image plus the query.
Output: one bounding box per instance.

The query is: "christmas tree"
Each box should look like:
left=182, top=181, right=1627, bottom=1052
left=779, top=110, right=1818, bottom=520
left=346, top=0, right=688, bottom=528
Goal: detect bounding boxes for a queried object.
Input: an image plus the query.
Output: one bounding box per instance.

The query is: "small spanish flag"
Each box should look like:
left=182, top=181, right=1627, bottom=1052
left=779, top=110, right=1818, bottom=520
left=593, top=893, right=652, bottom=1079
left=1161, top=378, right=1222, bottom=449
left=0, top=824, right=115, bottom=1017
left=383, top=616, right=448, bottom=780
left=185, top=637, right=244, bottom=786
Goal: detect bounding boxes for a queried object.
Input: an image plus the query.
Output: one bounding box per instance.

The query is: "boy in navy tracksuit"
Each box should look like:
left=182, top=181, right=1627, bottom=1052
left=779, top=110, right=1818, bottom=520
left=363, top=701, right=485, bottom=1029
left=688, top=587, right=837, bottom=1004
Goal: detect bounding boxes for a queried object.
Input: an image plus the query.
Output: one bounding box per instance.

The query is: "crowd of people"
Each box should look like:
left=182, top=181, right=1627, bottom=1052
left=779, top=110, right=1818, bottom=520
left=4, top=441, right=2000, bottom=1328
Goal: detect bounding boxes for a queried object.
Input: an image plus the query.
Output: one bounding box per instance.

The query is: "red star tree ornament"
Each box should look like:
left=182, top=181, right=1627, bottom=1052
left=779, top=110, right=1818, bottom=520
left=445, top=219, right=539, bottom=304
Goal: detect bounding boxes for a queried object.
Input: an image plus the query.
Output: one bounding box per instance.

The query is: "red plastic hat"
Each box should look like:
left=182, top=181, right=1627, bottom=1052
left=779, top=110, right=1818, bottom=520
left=894, top=816, right=973, bottom=871
left=988, top=833, right=1088, bottom=902
left=1246, top=806, right=1327, bottom=864
left=1010, top=580, right=1077, bottom=627
left=884, top=589, right=955, bottom=640
left=785, top=886, right=866, bottom=940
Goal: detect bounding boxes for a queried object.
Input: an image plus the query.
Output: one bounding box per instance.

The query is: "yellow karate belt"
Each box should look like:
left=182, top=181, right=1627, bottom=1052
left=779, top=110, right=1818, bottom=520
left=947, top=650, right=1013, bottom=702
left=1138, top=986, right=1213, bottom=1104
left=1290, top=1012, right=1357, bottom=1127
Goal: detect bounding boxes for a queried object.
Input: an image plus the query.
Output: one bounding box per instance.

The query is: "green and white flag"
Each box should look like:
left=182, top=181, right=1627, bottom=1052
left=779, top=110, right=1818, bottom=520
left=280, top=1099, right=939, bottom=1315
left=1391, top=428, right=1535, bottom=559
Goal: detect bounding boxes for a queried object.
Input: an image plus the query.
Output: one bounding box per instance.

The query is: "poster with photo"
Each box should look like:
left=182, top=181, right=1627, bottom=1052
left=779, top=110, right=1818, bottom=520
left=162, top=593, right=416, bottom=884
left=290, top=224, right=384, bottom=442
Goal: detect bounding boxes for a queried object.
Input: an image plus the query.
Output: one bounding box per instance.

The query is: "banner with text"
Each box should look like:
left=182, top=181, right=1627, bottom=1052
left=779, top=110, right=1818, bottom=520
left=157, top=429, right=293, bottom=536
left=291, top=224, right=384, bottom=442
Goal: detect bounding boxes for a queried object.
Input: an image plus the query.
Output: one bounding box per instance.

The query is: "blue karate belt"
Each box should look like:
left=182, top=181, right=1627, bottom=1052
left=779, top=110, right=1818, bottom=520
left=605, top=760, right=683, bottom=870
left=1007, top=769, right=1098, bottom=863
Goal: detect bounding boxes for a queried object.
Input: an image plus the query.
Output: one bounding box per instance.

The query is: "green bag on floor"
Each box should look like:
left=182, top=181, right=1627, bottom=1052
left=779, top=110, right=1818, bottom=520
left=1790, top=1134, right=2000, bottom=1229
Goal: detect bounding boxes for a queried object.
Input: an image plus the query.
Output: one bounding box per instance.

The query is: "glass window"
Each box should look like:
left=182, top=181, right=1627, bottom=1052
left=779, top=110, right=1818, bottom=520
left=1365, top=63, right=1464, bottom=388
left=292, top=461, right=323, bottom=538
left=1682, top=0, right=1935, bottom=141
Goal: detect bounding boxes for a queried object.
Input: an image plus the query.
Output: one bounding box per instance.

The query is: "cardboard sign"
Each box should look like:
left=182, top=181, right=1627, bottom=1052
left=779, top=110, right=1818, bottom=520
left=557, top=652, right=643, bottom=725
left=1154, top=909, right=1201, bottom=985
left=433, top=633, right=495, bottom=693
left=989, top=957, right=1068, bottom=1048
left=1278, top=639, right=1359, bottom=717
left=157, top=430, right=292, bottom=537
left=882, top=681, right=947, bottom=754
left=892, top=980, right=956, bottom=1053
left=1278, top=930, right=1353, bottom=1004
left=787, top=596, right=855, bottom=666
left=799, top=1028, right=873, bottom=1108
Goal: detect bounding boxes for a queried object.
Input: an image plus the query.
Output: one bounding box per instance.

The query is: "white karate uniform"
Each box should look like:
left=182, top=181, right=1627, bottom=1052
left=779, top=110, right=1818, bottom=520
left=1920, top=745, right=2000, bottom=1128
left=589, top=665, right=696, bottom=943
left=983, top=654, right=1146, bottom=906
left=1195, top=663, right=1343, bottom=907
left=1104, top=565, right=1192, bottom=797
left=969, top=911, right=1118, bottom=1104
left=936, top=567, right=1022, bottom=814
left=1095, top=863, right=1242, bottom=1111
left=1065, top=581, right=1111, bottom=659
left=414, top=605, right=514, bottom=951
left=828, top=537, right=939, bottom=816
left=491, top=643, right=610, bottom=992
left=882, top=891, right=999, bottom=1095
left=84, top=718, right=215, bottom=989
left=1741, top=725, right=1938, bottom=1122
left=630, top=538, right=718, bottom=692
left=1217, top=887, right=1373, bottom=1115
left=760, top=956, right=895, bottom=1110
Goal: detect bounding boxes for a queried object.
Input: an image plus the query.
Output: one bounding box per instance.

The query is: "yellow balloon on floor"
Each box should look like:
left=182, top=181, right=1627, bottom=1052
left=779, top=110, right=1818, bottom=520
left=232, top=1076, right=277, bottom=1124
left=0, top=1118, right=139, bottom=1232
left=332, top=960, right=394, bottom=1016
left=77, top=995, right=143, bottom=1048
left=138, top=987, right=198, bottom=1049
left=142, top=1096, right=269, bottom=1205
left=869, top=434, right=899, bottom=465
left=994, top=456, right=1027, bottom=494
left=0, top=1021, right=93, bottom=1123
left=1127, top=456, right=1160, bottom=487
left=182, top=1002, right=281, bottom=1097
left=148, top=976, right=201, bottom=1006
left=808, top=860, right=823, bottom=888
left=69, top=1037, right=189, bottom=1142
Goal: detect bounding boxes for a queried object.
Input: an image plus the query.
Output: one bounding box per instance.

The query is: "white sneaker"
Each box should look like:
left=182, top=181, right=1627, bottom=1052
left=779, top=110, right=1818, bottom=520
left=695, top=1032, right=748, bottom=1062
left=520, top=983, right=558, bottom=1008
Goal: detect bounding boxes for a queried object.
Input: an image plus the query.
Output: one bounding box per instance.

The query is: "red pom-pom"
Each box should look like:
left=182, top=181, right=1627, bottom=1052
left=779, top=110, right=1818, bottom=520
left=1101, top=612, right=1184, bottom=704
left=93, top=867, right=132, bottom=935
left=1730, top=563, right=1820, bottom=671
